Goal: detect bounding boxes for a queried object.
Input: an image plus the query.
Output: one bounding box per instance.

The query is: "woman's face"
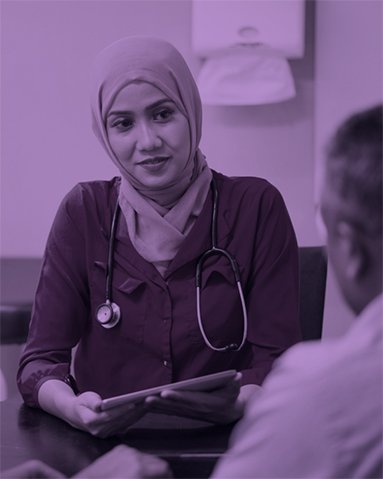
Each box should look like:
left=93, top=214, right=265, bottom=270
left=106, top=82, right=191, bottom=188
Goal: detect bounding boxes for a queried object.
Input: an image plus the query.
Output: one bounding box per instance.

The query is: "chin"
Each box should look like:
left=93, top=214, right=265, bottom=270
left=138, top=176, right=174, bottom=191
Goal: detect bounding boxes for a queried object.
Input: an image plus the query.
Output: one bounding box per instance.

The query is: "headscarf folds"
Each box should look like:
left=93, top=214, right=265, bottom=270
left=90, top=36, right=212, bottom=275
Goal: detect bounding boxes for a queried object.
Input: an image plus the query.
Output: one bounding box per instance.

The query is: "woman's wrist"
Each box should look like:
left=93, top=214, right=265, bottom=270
left=38, top=379, right=78, bottom=423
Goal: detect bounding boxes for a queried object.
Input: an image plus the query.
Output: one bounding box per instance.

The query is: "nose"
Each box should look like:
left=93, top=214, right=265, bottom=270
left=136, top=121, right=162, bottom=151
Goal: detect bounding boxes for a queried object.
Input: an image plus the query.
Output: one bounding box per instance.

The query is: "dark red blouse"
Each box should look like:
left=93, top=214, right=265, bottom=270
left=18, top=171, right=302, bottom=407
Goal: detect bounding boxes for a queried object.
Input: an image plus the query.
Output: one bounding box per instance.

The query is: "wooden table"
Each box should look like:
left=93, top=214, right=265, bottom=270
left=0, top=397, right=234, bottom=478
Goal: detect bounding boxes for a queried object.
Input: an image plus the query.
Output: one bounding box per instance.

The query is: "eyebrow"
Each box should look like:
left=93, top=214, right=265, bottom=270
left=108, top=99, right=174, bottom=117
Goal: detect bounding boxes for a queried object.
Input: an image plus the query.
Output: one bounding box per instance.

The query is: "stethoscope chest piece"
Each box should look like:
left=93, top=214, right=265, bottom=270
left=95, top=179, right=248, bottom=345
left=96, top=300, right=121, bottom=329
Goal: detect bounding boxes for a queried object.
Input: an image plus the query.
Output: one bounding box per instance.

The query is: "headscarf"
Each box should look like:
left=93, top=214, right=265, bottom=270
left=90, top=36, right=212, bottom=275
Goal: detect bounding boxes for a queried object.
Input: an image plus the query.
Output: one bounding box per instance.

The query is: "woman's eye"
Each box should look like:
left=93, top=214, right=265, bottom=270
left=111, top=118, right=133, bottom=130
left=153, top=108, right=173, bottom=122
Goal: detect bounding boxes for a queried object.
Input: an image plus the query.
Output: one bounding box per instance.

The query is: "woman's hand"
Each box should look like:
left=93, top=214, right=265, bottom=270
left=65, top=391, right=148, bottom=438
left=38, top=380, right=148, bottom=438
left=145, top=373, right=248, bottom=424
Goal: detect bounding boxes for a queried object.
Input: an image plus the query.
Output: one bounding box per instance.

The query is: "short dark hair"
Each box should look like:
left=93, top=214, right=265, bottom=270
left=326, top=104, right=382, bottom=236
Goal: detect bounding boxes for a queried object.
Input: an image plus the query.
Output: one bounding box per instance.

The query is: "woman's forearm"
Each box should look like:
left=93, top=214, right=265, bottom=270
left=38, top=379, right=77, bottom=424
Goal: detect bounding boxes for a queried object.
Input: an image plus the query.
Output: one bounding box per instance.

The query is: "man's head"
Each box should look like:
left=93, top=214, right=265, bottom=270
left=320, top=104, right=382, bottom=315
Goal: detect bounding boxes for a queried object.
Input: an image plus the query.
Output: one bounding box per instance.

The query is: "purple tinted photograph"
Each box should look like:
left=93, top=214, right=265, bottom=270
left=1, top=1, right=382, bottom=478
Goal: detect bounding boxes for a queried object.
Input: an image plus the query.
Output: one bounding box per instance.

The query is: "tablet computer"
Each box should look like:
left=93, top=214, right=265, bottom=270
left=100, top=369, right=237, bottom=411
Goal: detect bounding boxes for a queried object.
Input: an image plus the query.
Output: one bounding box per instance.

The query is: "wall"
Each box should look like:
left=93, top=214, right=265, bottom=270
left=0, top=0, right=316, bottom=399
left=315, top=0, right=383, bottom=337
left=2, top=0, right=380, bottom=346
left=1, top=0, right=317, bottom=258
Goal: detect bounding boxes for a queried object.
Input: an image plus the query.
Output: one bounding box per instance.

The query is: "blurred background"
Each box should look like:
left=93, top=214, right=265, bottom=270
left=1, top=0, right=382, bottom=396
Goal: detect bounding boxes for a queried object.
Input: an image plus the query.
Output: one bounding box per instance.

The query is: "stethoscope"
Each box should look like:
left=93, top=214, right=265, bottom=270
left=96, top=179, right=248, bottom=352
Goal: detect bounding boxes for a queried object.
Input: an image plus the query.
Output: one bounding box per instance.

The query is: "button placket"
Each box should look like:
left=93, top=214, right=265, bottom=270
left=161, top=284, right=172, bottom=372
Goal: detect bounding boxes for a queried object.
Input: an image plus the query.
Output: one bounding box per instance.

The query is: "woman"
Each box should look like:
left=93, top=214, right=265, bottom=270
left=17, top=36, right=301, bottom=437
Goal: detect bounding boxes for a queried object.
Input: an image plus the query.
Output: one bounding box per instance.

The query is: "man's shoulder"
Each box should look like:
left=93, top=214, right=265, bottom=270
left=261, top=321, right=382, bottom=405
left=262, top=340, right=338, bottom=394
left=222, top=323, right=382, bottom=479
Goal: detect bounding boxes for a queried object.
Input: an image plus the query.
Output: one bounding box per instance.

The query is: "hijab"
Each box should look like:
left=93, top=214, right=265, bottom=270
left=90, top=36, right=212, bottom=276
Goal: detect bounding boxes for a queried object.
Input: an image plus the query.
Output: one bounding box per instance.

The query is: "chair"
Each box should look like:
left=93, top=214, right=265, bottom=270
left=0, top=257, right=42, bottom=344
left=298, top=246, right=328, bottom=341
left=0, top=303, right=33, bottom=345
left=0, top=258, right=42, bottom=399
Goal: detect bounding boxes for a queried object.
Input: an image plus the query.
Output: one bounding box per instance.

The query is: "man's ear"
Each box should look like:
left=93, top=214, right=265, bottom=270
left=337, top=221, right=368, bottom=281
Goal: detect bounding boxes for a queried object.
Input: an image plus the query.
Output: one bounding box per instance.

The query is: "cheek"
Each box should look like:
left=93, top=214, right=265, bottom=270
left=168, top=120, right=190, bottom=156
left=108, top=134, right=134, bottom=161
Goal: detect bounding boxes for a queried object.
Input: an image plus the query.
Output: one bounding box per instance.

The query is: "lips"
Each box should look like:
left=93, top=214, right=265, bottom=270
left=138, top=156, right=170, bottom=166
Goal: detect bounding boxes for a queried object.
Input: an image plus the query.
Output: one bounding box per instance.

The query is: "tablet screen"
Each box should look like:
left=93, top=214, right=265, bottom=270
left=100, top=370, right=237, bottom=411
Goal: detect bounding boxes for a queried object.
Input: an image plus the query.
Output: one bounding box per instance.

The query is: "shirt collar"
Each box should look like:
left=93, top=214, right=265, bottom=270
left=358, top=293, right=383, bottom=322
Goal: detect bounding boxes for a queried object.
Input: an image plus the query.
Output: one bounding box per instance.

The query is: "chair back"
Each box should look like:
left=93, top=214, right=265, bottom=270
left=0, top=257, right=42, bottom=344
left=298, top=246, right=327, bottom=341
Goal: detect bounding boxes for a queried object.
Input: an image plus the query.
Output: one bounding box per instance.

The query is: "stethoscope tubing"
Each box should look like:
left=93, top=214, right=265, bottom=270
left=97, top=178, right=248, bottom=352
left=105, top=201, right=121, bottom=303
left=195, top=179, right=248, bottom=352
left=196, top=280, right=248, bottom=352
